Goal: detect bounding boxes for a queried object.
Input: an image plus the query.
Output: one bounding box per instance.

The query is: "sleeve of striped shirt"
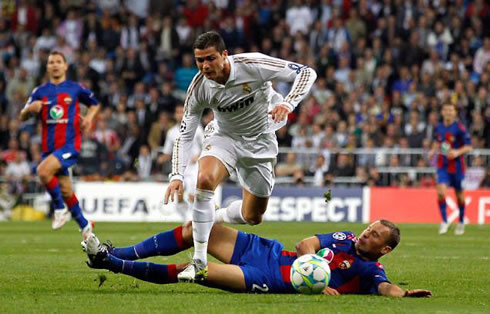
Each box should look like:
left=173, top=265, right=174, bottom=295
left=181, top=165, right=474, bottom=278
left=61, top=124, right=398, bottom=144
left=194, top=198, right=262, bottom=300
left=24, top=86, right=41, bottom=108
left=247, top=53, right=317, bottom=111
left=169, top=74, right=205, bottom=182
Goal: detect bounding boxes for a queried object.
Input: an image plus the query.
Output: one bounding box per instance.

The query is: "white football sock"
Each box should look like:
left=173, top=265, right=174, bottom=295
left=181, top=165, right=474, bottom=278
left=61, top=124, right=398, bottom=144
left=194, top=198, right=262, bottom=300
left=192, top=189, right=215, bottom=265
left=215, top=200, right=246, bottom=224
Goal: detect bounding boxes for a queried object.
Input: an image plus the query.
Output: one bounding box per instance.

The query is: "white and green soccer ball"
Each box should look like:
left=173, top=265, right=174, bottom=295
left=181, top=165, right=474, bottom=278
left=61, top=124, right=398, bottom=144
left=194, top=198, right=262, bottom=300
left=290, top=253, right=331, bottom=294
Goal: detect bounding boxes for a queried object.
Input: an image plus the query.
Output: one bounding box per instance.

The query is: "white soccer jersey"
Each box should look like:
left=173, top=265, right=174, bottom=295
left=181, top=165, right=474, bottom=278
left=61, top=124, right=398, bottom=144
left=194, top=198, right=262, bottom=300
left=170, top=52, right=317, bottom=181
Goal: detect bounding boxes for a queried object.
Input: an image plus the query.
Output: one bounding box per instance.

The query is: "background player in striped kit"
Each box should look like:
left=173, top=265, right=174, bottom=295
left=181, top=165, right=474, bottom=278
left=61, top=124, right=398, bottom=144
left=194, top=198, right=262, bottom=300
left=84, top=220, right=432, bottom=297
left=429, top=103, right=472, bottom=235
left=20, top=51, right=100, bottom=240
left=163, top=31, right=317, bottom=282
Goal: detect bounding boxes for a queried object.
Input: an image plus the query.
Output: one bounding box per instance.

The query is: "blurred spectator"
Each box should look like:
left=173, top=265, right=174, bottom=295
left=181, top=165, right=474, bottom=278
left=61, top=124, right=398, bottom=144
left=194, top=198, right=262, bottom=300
left=275, top=152, right=302, bottom=177
left=462, top=155, right=486, bottom=190
left=174, top=53, right=198, bottom=98
left=147, top=112, right=171, bottom=151
left=136, top=144, right=152, bottom=179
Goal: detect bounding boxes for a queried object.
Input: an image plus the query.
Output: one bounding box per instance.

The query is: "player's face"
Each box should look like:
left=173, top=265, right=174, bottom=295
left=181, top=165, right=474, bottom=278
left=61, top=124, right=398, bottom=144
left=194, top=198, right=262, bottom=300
left=441, top=105, right=456, bottom=123
left=47, top=54, right=68, bottom=79
left=355, top=221, right=392, bottom=259
left=194, top=47, right=228, bottom=82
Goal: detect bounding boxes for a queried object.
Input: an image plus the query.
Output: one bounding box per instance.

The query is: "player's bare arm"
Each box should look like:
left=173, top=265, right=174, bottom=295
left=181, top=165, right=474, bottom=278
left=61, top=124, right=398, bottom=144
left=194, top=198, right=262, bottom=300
left=378, top=282, right=432, bottom=298
left=295, top=236, right=321, bottom=256
left=19, top=100, right=43, bottom=121
left=447, top=145, right=472, bottom=160
left=81, top=104, right=100, bottom=130
left=427, top=141, right=439, bottom=159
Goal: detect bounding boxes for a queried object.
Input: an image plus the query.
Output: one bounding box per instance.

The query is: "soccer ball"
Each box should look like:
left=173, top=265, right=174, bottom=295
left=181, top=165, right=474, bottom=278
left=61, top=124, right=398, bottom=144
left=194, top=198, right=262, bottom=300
left=290, top=254, right=331, bottom=294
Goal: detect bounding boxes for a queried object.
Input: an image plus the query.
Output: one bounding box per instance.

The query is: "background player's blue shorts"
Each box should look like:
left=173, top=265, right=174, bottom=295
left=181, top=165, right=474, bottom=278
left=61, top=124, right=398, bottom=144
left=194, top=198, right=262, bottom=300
left=230, top=231, right=293, bottom=294
left=41, top=147, right=80, bottom=176
left=437, top=169, right=464, bottom=190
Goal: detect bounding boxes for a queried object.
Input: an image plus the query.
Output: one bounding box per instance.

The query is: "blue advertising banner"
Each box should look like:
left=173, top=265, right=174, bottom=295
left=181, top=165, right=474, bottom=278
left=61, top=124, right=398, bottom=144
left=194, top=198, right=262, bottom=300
left=221, top=185, right=367, bottom=222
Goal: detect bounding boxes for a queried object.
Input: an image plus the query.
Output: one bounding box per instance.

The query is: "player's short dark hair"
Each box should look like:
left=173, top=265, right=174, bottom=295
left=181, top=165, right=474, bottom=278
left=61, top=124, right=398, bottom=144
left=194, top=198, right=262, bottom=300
left=48, top=50, right=67, bottom=63
left=193, top=31, right=226, bottom=53
left=442, top=102, right=456, bottom=109
left=379, top=219, right=400, bottom=250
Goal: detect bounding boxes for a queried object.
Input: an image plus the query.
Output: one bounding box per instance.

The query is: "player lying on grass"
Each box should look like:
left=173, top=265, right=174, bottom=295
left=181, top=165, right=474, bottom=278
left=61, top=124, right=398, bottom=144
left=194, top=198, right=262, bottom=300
left=83, top=219, right=431, bottom=297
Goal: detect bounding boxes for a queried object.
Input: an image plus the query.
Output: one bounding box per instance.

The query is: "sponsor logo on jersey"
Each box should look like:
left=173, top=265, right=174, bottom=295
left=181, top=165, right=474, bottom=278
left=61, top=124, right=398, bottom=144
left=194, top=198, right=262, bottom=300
left=242, top=83, right=252, bottom=94
left=47, top=105, right=68, bottom=124
left=49, top=105, right=64, bottom=120
left=332, top=232, right=347, bottom=240
left=217, top=95, right=254, bottom=113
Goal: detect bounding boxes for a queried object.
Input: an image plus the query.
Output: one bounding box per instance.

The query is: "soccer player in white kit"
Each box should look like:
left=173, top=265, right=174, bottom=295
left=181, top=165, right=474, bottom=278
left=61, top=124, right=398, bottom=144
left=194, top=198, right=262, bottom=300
left=161, top=104, right=204, bottom=221
left=164, top=31, right=317, bottom=282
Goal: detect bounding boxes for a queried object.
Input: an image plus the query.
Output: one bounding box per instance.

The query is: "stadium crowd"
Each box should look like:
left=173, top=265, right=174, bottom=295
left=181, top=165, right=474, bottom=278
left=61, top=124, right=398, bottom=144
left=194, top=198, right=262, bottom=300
left=0, top=0, right=489, bottom=198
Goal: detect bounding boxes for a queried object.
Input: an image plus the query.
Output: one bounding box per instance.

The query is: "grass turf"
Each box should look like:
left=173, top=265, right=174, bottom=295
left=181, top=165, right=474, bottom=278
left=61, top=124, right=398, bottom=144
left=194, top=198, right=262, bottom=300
left=0, top=221, right=488, bottom=313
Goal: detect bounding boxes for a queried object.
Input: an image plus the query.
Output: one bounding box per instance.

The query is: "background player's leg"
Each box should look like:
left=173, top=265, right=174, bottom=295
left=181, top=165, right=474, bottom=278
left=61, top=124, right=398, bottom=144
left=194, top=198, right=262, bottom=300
left=454, top=188, right=466, bottom=235
left=192, top=156, right=228, bottom=265
left=200, top=263, right=247, bottom=292
left=37, top=155, right=64, bottom=210
left=58, top=175, right=89, bottom=229
left=93, top=252, right=186, bottom=284
left=110, top=225, right=191, bottom=260
left=436, top=183, right=449, bottom=234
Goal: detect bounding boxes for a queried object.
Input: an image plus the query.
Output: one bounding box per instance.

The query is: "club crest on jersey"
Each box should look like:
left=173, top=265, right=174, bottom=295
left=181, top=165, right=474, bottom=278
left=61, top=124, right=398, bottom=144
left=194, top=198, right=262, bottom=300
left=332, top=232, right=347, bottom=240
left=49, top=105, right=64, bottom=120
left=242, top=83, right=252, bottom=94
left=64, top=96, right=72, bottom=104
left=204, top=144, right=212, bottom=151
left=339, top=260, right=352, bottom=269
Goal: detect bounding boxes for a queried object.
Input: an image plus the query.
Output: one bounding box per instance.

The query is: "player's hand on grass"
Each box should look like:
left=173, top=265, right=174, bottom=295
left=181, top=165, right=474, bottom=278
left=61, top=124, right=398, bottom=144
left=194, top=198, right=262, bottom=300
left=322, top=287, right=340, bottom=296
left=164, top=180, right=184, bottom=204
left=269, top=103, right=292, bottom=123
left=404, top=289, right=432, bottom=298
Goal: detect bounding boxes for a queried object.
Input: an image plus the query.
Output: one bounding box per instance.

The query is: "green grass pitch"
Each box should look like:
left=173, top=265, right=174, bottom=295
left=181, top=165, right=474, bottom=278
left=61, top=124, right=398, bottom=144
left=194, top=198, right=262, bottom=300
left=0, top=221, right=489, bottom=313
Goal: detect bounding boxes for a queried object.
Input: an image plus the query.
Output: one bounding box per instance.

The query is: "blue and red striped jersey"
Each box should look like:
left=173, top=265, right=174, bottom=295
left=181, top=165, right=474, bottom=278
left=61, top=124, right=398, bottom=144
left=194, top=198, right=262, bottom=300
left=315, top=231, right=390, bottom=294
left=433, top=121, right=471, bottom=174
left=27, top=80, right=99, bottom=153
left=278, top=231, right=390, bottom=294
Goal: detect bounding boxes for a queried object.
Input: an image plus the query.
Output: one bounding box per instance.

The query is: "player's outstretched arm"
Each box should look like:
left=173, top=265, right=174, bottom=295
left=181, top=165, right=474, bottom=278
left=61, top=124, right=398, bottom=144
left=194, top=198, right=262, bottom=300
left=378, top=282, right=432, bottom=298
left=19, top=100, right=43, bottom=121
left=295, top=236, right=321, bottom=256
left=81, top=104, right=100, bottom=130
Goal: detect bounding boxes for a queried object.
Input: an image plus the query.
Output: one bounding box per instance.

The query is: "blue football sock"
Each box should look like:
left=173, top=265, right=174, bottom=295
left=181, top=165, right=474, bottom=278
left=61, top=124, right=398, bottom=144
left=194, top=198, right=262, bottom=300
left=438, top=199, right=447, bottom=223
left=45, top=177, right=65, bottom=210
left=105, top=254, right=178, bottom=284
left=458, top=201, right=465, bottom=223
left=65, top=194, right=88, bottom=229
left=111, top=225, right=188, bottom=260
